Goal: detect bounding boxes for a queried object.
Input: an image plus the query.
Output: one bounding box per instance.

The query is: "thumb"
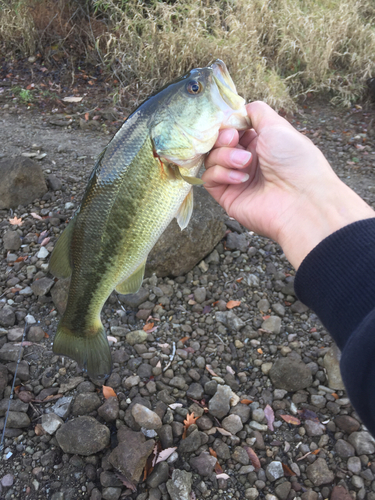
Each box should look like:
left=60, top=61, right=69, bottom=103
left=246, top=101, right=295, bottom=134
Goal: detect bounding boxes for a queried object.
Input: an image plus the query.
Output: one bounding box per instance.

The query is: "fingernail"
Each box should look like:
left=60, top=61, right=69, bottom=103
left=230, top=149, right=252, bottom=166
left=221, top=129, right=236, bottom=146
left=229, top=171, right=250, bottom=182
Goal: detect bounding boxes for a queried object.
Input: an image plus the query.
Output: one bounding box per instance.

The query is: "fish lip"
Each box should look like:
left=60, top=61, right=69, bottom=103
left=211, top=59, right=237, bottom=94
left=211, top=59, right=245, bottom=111
left=210, top=59, right=251, bottom=129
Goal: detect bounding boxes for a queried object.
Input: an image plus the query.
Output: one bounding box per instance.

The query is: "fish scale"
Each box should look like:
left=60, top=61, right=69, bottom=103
left=49, top=59, right=250, bottom=379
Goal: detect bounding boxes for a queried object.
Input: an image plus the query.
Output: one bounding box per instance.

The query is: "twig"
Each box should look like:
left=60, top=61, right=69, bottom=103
left=163, top=341, right=176, bottom=372
left=214, top=333, right=225, bottom=345
left=29, top=402, right=41, bottom=420
left=0, top=321, right=27, bottom=454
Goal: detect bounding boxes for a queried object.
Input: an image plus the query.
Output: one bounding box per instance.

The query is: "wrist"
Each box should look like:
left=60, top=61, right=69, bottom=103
left=278, top=178, right=375, bottom=269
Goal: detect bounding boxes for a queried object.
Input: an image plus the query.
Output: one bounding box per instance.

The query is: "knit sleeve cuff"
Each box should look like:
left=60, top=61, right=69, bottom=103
left=294, top=218, right=375, bottom=350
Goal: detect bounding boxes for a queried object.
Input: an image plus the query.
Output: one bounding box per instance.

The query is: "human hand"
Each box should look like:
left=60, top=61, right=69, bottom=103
left=203, top=101, right=375, bottom=268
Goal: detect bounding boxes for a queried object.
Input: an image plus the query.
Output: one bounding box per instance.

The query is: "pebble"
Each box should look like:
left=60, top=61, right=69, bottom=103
left=261, top=315, right=281, bottom=334
left=347, top=456, right=361, bottom=474
left=1, top=474, right=14, bottom=487
left=222, top=414, right=243, bottom=434
left=147, top=462, right=170, bottom=488
left=72, top=392, right=101, bottom=416
left=41, top=413, right=63, bottom=435
left=335, top=439, right=355, bottom=457
left=31, top=277, right=54, bottom=296
left=306, top=458, right=335, bottom=486
left=190, top=451, right=217, bottom=476
left=3, top=231, right=21, bottom=250
left=109, top=429, right=155, bottom=482
left=132, top=403, right=162, bottom=429
left=126, top=330, right=148, bottom=345
left=348, top=431, right=375, bottom=455
left=98, top=396, right=119, bottom=422
left=232, top=446, right=250, bottom=465
left=208, top=384, right=232, bottom=419
left=266, top=461, right=284, bottom=482
left=178, top=429, right=201, bottom=453
left=36, top=246, right=49, bottom=259
left=215, top=310, right=245, bottom=331
left=324, top=345, right=345, bottom=390
left=269, top=356, right=313, bottom=391
left=167, top=470, right=192, bottom=500
left=245, top=488, right=259, bottom=499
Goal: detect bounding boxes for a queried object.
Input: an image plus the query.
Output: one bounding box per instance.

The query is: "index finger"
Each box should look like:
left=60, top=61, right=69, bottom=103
left=213, top=128, right=240, bottom=149
left=246, top=101, right=295, bottom=134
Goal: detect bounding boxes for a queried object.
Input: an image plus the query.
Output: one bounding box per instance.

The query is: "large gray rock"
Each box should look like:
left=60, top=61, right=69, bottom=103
left=146, top=187, right=226, bottom=277
left=269, top=356, right=313, bottom=391
left=56, top=416, right=110, bottom=455
left=0, top=157, right=47, bottom=209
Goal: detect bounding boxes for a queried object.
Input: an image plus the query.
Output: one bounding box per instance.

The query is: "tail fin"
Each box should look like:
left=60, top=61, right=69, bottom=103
left=53, top=321, right=112, bottom=381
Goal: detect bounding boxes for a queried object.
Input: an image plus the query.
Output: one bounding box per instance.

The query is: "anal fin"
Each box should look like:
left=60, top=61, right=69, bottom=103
left=48, top=216, right=76, bottom=278
left=176, top=189, right=194, bottom=230
left=115, top=259, right=146, bottom=295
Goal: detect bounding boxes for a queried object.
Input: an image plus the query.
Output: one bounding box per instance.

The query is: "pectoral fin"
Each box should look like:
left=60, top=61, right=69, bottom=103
left=176, top=189, right=194, bottom=230
left=48, top=216, right=76, bottom=278
left=179, top=172, right=204, bottom=185
left=115, top=259, right=146, bottom=295
left=166, top=163, right=204, bottom=186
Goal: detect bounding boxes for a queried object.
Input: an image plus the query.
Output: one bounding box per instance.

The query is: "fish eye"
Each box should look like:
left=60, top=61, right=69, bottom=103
left=186, top=80, right=202, bottom=95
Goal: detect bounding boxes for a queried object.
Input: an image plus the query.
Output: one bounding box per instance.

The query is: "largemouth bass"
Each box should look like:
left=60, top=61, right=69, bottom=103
left=49, top=60, right=250, bottom=379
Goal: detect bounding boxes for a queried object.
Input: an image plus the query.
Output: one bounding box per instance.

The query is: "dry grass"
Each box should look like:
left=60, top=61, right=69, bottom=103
left=0, top=0, right=37, bottom=56
left=1, top=0, right=375, bottom=109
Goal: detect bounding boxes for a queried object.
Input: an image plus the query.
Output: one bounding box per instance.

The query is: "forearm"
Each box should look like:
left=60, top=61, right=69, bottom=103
left=278, top=176, right=375, bottom=269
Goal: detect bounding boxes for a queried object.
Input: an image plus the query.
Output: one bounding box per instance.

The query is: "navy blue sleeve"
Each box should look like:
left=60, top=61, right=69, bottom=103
left=294, top=218, right=375, bottom=436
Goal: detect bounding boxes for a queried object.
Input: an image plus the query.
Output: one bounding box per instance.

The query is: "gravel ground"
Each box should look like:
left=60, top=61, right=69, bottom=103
left=0, top=99, right=375, bottom=500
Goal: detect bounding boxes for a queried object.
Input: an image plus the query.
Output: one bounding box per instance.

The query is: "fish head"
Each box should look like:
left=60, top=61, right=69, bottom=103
left=150, top=59, right=251, bottom=168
